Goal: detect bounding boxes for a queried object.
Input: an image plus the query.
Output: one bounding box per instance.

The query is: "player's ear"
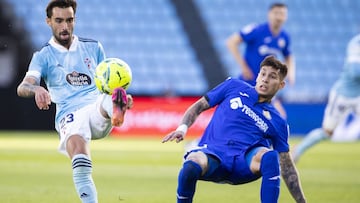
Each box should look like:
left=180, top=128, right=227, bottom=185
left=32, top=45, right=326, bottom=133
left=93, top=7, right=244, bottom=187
left=46, top=18, right=50, bottom=26
left=279, top=80, right=286, bottom=90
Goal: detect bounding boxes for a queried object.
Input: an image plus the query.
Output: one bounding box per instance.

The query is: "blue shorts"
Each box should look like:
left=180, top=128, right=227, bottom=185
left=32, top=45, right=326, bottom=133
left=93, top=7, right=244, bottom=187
left=185, top=146, right=262, bottom=185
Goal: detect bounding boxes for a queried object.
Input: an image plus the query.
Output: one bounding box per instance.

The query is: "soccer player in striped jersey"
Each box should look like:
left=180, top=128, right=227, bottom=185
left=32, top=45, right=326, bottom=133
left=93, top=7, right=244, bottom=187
left=163, top=56, right=306, bottom=203
left=292, top=34, right=360, bottom=162
left=17, top=1, right=132, bottom=202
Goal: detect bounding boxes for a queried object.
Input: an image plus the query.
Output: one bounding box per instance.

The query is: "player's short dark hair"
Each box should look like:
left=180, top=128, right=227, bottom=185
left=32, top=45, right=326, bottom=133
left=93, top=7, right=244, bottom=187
left=269, top=2, right=287, bottom=10
left=46, top=0, right=77, bottom=18
left=260, top=56, right=288, bottom=80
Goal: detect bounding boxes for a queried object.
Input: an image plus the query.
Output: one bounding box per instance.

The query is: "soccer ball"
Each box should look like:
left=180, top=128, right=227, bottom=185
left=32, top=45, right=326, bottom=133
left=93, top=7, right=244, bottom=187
left=94, top=58, right=132, bottom=95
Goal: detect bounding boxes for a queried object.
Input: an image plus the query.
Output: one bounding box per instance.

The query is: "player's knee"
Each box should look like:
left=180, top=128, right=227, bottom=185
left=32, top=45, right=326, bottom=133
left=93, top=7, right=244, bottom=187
left=323, top=128, right=333, bottom=137
left=186, top=151, right=208, bottom=172
left=67, top=135, right=88, bottom=157
left=179, top=160, right=202, bottom=181
left=260, top=151, right=280, bottom=177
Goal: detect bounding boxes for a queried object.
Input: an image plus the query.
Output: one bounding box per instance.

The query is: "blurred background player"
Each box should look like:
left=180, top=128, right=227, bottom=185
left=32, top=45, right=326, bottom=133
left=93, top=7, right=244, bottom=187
left=292, top=33, right=360, bottom=162
left=163, top=56, right=306, bottom=203
left=226, top=2, right=295, bottom=119
left=16, top=0, right=132, bottom=202
left=185, top=2, right=294, bottom=151
left=332, top=112, right=360, bottom=142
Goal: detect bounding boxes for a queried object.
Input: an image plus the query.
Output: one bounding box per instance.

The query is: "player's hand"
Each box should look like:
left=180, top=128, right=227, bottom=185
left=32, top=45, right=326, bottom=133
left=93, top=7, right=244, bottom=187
left=126, top=94, right=133, bottom=109
left=162, top=131, right=185, bottom=143
left=34, top=86, right=51, bottom=110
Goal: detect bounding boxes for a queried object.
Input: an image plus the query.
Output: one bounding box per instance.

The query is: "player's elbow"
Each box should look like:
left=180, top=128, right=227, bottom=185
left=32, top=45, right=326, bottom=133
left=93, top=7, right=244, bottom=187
left=225, top=37, right=235, bottom=50
left=16, top=84, right=26, bottom=97
left=16, top=82, right=33, bottom=98
left=226, top=34, right=241, bottom=49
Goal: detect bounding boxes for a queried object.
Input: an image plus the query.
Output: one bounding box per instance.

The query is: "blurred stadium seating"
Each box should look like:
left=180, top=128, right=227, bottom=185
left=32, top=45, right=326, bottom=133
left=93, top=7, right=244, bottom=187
left=6, top=0, right=208, bottom=96
left=5, top=0, right=360, bottom=101
left=195, top=0, right=360, bottom=102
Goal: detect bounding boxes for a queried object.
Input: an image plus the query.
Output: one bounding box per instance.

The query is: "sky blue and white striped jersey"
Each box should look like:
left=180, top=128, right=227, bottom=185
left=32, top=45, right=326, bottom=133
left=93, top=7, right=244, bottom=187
left=26, top=35, right=106, bottom=125
left=333, top=34, right=360, bottom=97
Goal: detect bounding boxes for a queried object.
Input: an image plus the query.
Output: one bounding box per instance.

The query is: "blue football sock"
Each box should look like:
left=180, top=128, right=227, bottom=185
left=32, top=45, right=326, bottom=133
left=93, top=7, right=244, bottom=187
left=260, top=151, right=280, bottom=203
left=72, top=154, right=98, bottom=203
left=293, top=128, right=328, bottom=162
left=177, top=160, right=202, bottom=203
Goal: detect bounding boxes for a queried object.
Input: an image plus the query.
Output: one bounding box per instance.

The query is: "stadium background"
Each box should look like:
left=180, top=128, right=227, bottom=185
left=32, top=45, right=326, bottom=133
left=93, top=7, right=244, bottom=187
left=0, top=0, right=359, bottom=136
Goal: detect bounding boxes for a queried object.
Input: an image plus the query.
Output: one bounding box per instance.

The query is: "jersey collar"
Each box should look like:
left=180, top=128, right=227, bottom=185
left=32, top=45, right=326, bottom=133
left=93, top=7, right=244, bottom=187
left=49, top=35, right=79, bottom=52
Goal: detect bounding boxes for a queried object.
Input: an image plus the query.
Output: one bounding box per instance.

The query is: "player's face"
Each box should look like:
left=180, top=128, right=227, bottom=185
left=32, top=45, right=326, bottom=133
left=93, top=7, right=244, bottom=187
left=268, top=6, right=288, bottom=29
left=46, top=7, right=75, bottom=48
left=255, top=65, right=285, bottom=102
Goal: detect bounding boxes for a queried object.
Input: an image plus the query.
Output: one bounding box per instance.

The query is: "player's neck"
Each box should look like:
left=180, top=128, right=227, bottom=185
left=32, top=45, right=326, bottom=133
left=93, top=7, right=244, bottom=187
left=269, top=24, right=282, bottom=36
left=55, top=36, right=74, bottom=50
left=258, top=96, right=272, bottom=103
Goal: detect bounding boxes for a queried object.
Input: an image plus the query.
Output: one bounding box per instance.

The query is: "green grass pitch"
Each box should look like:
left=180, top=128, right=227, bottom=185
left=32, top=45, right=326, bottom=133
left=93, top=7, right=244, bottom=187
left=0, top=131, right=359, bottom=203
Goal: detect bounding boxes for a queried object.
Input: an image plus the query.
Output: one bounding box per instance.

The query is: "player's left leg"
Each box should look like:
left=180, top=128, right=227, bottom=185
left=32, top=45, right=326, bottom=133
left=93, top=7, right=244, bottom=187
left=292, top=128, right=328, bottom=162
left=292, top=90, right=352, bottom=162
left=259, top=150, right=280, bottom=203
left=57, top=106, right=99, bottom=203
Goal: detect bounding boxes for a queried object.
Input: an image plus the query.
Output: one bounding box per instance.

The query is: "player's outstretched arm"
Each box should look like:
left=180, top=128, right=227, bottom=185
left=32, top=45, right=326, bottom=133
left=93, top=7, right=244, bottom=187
left=162, top=97, right=210, bottom=143
left=17, top=76, right=51, bottom=110
left=279, top=152, right=307, bottom=203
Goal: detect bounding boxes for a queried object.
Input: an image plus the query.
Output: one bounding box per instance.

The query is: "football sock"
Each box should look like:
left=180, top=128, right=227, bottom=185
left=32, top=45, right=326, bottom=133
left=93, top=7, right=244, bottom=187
left=177, top=160, right=202, bottom=203
left=293, top=128, right=328, bottom=162
left=260, top=151, right=280, bottom=203
left=72, top=154, right=98, bottom=203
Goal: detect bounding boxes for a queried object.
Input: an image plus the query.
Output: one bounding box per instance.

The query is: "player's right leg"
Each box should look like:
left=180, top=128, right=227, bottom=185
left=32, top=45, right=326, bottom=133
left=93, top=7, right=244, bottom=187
left=97, top=87, right=129, bottom=127
left=111, top=87, right=128, bottom=126
left=177, top=151, right=209, bottom=203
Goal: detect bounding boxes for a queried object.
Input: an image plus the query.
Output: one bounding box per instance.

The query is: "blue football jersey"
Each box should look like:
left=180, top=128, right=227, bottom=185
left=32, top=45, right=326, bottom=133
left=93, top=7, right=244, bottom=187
left=240, top=22, right=291, bottom=85
left=26, top=35, right=106, bottom=125
left=333, top=34, right=360, bottom=97
left=198, top=78, right=290, bottom=154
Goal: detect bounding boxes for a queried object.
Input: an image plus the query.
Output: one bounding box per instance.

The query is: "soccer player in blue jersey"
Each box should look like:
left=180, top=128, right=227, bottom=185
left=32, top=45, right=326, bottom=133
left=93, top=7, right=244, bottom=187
left=16, top=1, right=132, bottom=202
left=163, top=56, right=306, bottom=203
left=292, top=33, right=360, bottom=162
left=226, top=2, right=295, bottom=118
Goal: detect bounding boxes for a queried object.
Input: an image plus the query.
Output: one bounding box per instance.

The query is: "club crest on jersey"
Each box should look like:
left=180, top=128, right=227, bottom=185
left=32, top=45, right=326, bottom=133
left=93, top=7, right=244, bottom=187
left=262, top=110, right=272, bottom=120
left=84, top=57, right=92, bottom=69
left=278, top=38, right=286, bottom=48
left=66, top=71, right=92, bottom=86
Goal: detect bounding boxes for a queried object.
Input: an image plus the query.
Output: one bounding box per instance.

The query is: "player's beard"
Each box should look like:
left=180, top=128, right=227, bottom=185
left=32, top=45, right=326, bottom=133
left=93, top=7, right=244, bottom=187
left=55, top=31, right=72, bottom=47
